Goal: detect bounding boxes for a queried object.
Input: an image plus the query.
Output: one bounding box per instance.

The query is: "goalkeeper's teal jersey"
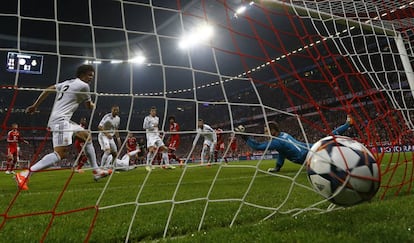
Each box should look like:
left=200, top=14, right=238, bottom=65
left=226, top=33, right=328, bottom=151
left=245, top=122, right=350, bottom=167
left=246, top=132, right=309, bottom=165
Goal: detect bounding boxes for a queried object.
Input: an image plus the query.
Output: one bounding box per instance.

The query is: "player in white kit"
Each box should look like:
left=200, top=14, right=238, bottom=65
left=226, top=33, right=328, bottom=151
left=16, top=65, right=112, bottom=190
left=105, top=149, right=140, bottom=171
left=143, top=106, right=175, bottom=171
left=98, top=105, right=121, bottom=168
left=193, top=119, right=217, bottom=165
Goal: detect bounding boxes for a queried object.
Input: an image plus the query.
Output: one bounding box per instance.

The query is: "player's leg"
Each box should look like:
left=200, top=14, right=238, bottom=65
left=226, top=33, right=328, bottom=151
left=73, top=125, right=111, bottom=180
left=201, top=143, right=209, bottom=165
left=5, top=148, right=13, bottom=174
left=9, top=152, right=18, bottom=174
left=208, top=143, right=215, bottom=165
left=160, top=145, right=175, bottom=169
left=98, top=134, right=112, bottom=168
left=30, top=121, right=73, bottom=173
left=108, top=139, right=118, bottom=168
left=75, top=128, right=99, bottom=171
left=332, top=115, right=354, bottom=135
left=168, top=140, right=178, bottom=162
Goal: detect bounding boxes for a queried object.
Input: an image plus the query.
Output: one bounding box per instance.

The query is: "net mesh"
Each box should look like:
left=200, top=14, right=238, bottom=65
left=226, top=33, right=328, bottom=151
left=0, top=0, right=414, bottom=241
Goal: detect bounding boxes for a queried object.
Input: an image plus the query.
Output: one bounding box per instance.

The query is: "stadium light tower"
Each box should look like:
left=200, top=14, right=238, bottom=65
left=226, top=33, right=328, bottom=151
left=179, top=23, right=214, bottom=49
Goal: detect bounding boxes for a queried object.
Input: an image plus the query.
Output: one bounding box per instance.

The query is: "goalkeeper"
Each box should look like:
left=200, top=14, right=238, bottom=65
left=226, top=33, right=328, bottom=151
left=236, top=115, right=354, bottom=173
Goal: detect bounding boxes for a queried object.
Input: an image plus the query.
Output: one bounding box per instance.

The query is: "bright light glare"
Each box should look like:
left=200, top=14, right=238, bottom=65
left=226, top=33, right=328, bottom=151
left=110, top=60, right=123, bottom=64
left=179, top=23, right=214, bottom=49
left=129, top=55, right=146, bottom=64
left=236, top=6, right=247, bottom=15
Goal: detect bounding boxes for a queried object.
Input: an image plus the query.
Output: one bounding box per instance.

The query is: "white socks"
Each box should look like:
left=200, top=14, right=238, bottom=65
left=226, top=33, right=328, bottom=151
left=84, top=142, right=99, bottom=170
left=30, top=152, right=61, bottom=172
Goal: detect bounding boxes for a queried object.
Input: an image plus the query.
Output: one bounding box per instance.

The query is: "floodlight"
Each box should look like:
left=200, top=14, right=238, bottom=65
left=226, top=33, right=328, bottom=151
left=129, top=55, right=146, bottom=64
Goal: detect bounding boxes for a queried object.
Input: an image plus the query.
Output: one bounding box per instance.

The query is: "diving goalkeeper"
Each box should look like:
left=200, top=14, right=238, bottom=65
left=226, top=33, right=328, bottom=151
left=236, top=115, right=354, bottom=173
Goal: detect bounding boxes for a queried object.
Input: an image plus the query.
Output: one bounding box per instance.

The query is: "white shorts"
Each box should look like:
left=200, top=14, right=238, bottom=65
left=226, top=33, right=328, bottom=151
left=146, top=134, right=165, bottom=148
left=49, top=120, right=84, bottom=148
left=203, top=139, right=216, bottom=153
left=98, top=133, right=118, bottom=152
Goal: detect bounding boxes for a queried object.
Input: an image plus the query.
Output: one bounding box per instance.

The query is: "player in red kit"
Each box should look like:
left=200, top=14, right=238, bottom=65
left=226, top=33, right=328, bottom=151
left=214, top=128, right=227, bottom=163
left=126, top=133, right=138, bottom=164
left=74, top=118, right=88, bottom=173
left=6, top=123, right=29, bottom=174
left=167, top=116, right=180, bottom=163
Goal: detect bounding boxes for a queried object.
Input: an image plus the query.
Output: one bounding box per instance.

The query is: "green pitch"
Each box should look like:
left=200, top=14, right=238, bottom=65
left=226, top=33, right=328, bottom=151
left=0, top=155, right=413, bottom=242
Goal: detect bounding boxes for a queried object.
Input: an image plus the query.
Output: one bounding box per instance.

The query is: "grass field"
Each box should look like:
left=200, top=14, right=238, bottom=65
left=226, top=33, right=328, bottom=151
left=0, top=155, right=413, bottom=242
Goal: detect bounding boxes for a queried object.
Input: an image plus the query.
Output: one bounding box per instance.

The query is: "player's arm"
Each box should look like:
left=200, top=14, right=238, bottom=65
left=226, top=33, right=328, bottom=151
left=26, top=85, right=56, bottom=114
left=98, top=117, right=112, bottom=138
left=143, top=117, right=155, bottom=130
left=85, top=100, right=95, bottom=110
left=18, top=136, right=29, bottom=144
left=246, top=138, right=275, bottom=151
left=276, top=153, right=286, bottom=168
left=98, top=125, right=112, bottom=139
left=6, top=132, right=14, bottom=143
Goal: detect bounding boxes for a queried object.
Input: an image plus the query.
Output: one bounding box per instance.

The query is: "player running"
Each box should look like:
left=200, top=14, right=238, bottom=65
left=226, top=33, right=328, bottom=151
left=5, top=123, right=29, bottom=174
left=143, top=106, right=175, bottom=171
left=236, top=115, right=354, bottom=173
left=98, top=105, right=121, bottom=168
left=193, top=119, right=217, bottom=166
left=18, top=65, right=112, bottom=190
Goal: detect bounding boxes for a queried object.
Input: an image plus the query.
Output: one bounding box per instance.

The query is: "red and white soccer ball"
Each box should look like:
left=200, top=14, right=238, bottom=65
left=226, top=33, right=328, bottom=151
left=305, top=136, right=380, bottom=206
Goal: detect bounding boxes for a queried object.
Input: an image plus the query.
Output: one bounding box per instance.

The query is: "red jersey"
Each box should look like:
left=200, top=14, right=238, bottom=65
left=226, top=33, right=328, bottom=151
left=127, top=136, right=137, bottom=151
left=168, top=122, right=180, bottom=150
left=7, top=129, right=22, bottom=149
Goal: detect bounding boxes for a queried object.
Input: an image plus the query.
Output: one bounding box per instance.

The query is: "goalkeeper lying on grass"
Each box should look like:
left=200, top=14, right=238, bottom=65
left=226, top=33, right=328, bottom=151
left=235, top=115, right=354, bottom=173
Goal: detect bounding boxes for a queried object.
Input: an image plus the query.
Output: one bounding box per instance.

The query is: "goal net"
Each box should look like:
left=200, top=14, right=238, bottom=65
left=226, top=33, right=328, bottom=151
left=0, top=0, right=413, bottom=241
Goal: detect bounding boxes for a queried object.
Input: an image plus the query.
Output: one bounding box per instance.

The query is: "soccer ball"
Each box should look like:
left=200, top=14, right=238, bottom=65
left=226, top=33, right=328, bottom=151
left=305, top=136, right=380, bottom=206
left=235, top=125, right=245, bottom=132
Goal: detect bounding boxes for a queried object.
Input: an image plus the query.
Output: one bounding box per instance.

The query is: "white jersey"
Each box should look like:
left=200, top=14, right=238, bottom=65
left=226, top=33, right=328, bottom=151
left=98, top=113, right=120, bottom=137
left=143, top=115, right=160, bottom=137
left=198, top=124, right=217, bottom=142
left=48, top=78, right=91, bottom=126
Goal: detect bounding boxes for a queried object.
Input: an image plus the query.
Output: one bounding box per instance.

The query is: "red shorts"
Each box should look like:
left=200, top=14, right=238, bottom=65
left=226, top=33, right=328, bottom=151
left=231, top=144, right=237, bottom=151
left=7, top=146, right=18, bottom=156
left=168, top=139, right=180, bottom=151
left=215, top=142, right=225, bottom=151
left=128, top=147, right=137, bottom=153
left=74, top=139, right=85, bottom=153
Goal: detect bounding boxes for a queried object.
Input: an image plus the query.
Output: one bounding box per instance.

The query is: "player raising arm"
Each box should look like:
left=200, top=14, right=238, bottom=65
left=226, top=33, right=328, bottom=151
left=16, top=64, right=112, bottom=190
left=193, top=119, right=217, bottom=166
left=236, top=115, right=354, bottom=173
left=98, top=105, right=121, bottom=168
